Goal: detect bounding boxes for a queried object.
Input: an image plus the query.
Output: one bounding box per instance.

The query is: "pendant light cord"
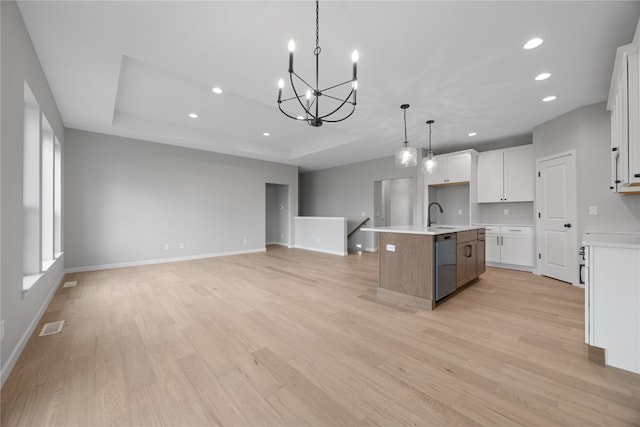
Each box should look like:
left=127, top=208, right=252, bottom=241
left=428, top=122, right=432, bottom=151
left=315, top=0, right=321, bottom=55
left=404, top=108, right=408, bottom=146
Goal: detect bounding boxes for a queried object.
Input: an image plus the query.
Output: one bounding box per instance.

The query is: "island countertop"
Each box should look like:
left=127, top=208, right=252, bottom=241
left=361, top=225, right=483, bottom=235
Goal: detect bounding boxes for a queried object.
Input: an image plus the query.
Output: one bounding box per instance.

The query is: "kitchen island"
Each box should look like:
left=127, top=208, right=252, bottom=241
left=361, top=225, right=486, bottom=310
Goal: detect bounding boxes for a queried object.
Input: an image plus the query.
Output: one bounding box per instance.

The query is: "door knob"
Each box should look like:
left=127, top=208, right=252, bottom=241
left=564, top=223, right=572, bottom=228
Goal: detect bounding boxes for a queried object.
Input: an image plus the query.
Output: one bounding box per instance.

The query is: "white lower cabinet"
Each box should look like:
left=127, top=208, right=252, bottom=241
left=584, top=232, right=640, bottom=374
left=483, top=225, right=533, bottom=268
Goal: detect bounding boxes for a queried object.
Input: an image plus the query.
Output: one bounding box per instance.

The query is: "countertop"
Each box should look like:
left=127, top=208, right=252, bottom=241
left=361, top=225, right=483, bottom=236
left=582, top=230, right=640, bottom=249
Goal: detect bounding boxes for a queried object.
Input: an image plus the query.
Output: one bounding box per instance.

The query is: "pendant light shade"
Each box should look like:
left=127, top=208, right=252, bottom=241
left=422, top=119, right=438, bottom=174
left=395, top=104, right=418, bottom=168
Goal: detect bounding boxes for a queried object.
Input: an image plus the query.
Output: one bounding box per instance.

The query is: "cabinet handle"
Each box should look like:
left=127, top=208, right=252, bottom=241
left=615, top=180, right=621, bottom=184
left=635, top=173, right=640, bottom=178
left=508, top=229, right=521, bottom=232
left=612, top=147, right=618, bottom=152
left=500, top=236, right=504, bottom=245
left=467, top=245, right=472, bottom=257
left=497, top=236, right=500, bottom=246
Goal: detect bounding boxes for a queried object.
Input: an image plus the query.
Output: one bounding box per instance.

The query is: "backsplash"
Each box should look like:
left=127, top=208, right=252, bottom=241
left=476, top=202, right=534, bottom=225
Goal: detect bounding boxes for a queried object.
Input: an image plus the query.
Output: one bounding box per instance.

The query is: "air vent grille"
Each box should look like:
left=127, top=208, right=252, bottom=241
left=39, top=320, right=65, bottom=337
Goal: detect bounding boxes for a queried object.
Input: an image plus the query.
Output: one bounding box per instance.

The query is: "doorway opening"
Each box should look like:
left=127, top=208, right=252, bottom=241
left=266, top=183, right=289, bottom=250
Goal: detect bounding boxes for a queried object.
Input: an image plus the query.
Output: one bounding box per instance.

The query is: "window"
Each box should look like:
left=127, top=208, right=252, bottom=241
left=22, top=83, right=63, bottom=291
left=41, top=115, right=54, bottom=268
left=23, top=83, right=40, bottom=278
left=54, top=137, right=62, bottom=256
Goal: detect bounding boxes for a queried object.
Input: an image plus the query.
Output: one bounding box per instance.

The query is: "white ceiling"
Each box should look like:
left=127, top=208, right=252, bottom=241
left=17, top=1, right=640, bottom=171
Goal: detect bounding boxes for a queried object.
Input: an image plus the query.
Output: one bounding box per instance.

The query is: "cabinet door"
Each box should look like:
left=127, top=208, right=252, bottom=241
left=427, top=154, right=447, bottom=185
left=456, top=244, right=468, bottom=287
left=447, top=153, right=471, bottom=184
left=503, top=146, right=534, bottom=202
left=485, top=233, right=500, bottom=263
left=500, top=234, right=532, bottom=267
left=628, top=51, right=640, bottom=186
left=466, top=241, right=478, bottom=279
left=477, top=151, right=504, bottom=202
left=476, top=238, right=486, bottom=274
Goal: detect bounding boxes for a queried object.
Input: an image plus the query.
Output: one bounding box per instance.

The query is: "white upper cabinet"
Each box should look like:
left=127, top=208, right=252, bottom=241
left=477, top=145, right=534, bottom=203
left=427, top=151, right=474, bottom=186
left=608, top=25, right=640, bottom=193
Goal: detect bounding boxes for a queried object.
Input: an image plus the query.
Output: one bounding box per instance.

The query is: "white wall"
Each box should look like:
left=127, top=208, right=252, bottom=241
left=64, top=129, right=298, bottom=270
left=294, top=217, right=347, bottom=256
left=1, top=0, right=66, bottom=384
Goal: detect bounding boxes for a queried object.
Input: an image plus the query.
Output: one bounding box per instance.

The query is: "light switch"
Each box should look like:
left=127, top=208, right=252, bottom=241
left=503, top=209, right=509, bottom=216
left=458, top=209, right=463, bottom=215
left=361, top=211, right=366, bottom=217
left=589, top=206, right=598, bottom=215
left=386, top=244, right=396, bottom=252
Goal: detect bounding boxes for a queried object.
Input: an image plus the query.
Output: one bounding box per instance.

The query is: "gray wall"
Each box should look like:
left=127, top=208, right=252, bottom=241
left=1, top=0, right=66, bottom=383
left=64, top=129, right=298, bottom=269
left=266, top=183, right=289, bottom=245
left=533, top=102, right=640, bottom=271
left=299, top=156, right=418, bottom=251
left=428, top=185, right=471, bottom=226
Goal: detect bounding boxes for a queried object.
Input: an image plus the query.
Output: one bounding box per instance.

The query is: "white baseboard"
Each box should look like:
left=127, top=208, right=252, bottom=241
left=293, top=245, right=347, bottom=257
left=1, top=268, right=65, bottom=387
left=64, top=248, right=267, bottom=273
left=486, top=261, right=533, bottom=272
left=266, top=241, right=288, bottom=247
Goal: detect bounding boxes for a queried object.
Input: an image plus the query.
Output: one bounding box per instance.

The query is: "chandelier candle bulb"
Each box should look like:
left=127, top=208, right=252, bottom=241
left=351, top=50, right=359, bottom=80
left=277, top=79, right=284, bottom=102
left=288, top=39, right=295, bottom=72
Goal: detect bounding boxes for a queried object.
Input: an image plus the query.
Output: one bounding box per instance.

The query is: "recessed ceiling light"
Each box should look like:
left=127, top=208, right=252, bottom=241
left=188, top=113, right=198, bottom=119
left=263, top=132, right=270, bottom=136
left=212, top=87, right=223, bottom=94
left=542, top=95, right=557, bottom=102
left=524, top=38, right=543, bottom=50
left=535, top=72, right=551, bottom=81
left=468, top=132, right=477, bottom=136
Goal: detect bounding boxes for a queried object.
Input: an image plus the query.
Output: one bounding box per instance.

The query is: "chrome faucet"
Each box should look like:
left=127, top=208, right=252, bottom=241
left=427, top=202, right=444, bottom=227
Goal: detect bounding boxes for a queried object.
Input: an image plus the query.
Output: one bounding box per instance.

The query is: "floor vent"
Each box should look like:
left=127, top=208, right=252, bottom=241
left=63, top=281, right=77, bottom=288
left=39, top=320, right=65, bottom=337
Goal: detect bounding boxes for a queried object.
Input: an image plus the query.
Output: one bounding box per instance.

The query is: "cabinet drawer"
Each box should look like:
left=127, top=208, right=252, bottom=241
left=482, top=225, right=499, bottom=234
left=500, top=226, right=532, bottom=236
left=457, top=230, right=477, bottom=244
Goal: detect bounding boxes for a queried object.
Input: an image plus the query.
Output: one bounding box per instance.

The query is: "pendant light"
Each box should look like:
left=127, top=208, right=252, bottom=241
left=423, top=119, right=438, bottom=174
left=276, top=0, right=358, bottom=127
left=395, top=104, right=417, bottom=167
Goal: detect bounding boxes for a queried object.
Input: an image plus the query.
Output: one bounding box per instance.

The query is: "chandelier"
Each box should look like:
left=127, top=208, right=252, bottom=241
left=395, top=104, right=418, bottom=167
left=423, top=119, right=439, bottom=174
left=277, top=0, right=359, bottom=127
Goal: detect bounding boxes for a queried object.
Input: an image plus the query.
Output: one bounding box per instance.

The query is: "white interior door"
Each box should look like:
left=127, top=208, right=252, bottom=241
left=536, top=152, right=577, bottom=284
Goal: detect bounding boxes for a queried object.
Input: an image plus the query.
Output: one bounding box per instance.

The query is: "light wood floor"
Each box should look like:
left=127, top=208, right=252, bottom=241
left=2, top=246, right=639, bottom=426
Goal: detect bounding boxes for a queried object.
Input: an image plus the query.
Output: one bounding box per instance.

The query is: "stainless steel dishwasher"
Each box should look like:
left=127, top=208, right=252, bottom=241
left=435, top=233, right=457, bottom=301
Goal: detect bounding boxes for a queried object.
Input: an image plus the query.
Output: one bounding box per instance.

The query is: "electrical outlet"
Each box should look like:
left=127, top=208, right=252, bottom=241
left=458, top=209, right=462, bottom=215
left=361, top=211, right=366, bottom=217
left=316, top=236, right=321, bottom=242
left=179, top=242, right=185, bottom=249
left=1, top=320, right=5, bottom=341
left=279, top=205, right=284, bottom=210
left=163, top=243, right=170, bottom=250
left=243, top=238, right=247, bottom=244
left=589, top=206, right=598, bottom=216
left=503, top=209, right=509, bottom=216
